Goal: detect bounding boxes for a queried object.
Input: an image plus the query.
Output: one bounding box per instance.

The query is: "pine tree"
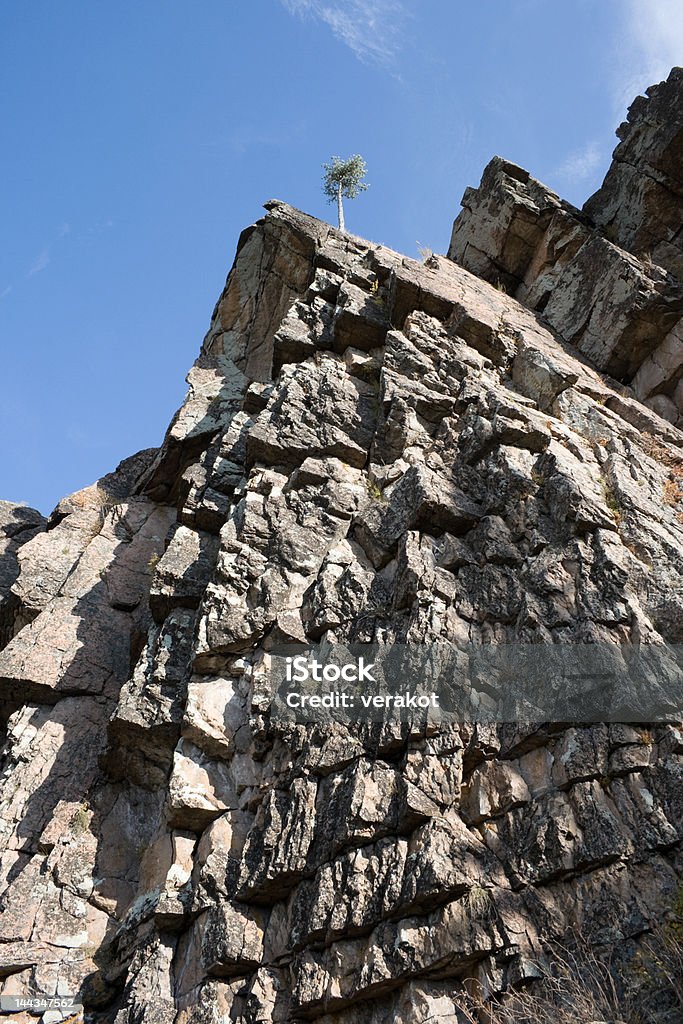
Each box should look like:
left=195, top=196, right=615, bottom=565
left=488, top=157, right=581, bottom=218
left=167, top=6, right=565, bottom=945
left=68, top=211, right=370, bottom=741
left=322, top=154, right=369, bottom=232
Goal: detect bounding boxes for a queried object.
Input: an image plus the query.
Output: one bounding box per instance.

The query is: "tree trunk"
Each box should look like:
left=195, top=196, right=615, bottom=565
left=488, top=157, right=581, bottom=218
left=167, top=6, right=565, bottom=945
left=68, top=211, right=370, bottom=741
left=336, top=184, right=345, bottom=232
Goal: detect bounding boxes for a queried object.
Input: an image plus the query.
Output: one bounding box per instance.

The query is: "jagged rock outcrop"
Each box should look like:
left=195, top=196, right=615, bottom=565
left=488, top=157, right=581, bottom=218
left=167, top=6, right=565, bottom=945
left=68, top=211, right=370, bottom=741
left=448, top=67, right=683, bottom=429
left=0, top=504, right=45, bottom=648
left=584, top=67, right=683, bottom=278
left=1, top=74, right=682, bottom=1023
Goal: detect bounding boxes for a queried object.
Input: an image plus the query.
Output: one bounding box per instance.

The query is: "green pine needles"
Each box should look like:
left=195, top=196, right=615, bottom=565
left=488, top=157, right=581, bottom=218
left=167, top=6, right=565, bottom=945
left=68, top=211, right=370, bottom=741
left=322, top=154, right=369, bottom=232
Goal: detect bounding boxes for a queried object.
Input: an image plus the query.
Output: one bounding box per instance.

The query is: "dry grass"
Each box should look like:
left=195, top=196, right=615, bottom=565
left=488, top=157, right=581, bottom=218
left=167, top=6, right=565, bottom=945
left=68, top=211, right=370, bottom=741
left=456, top=926, right=683, bottom=1024
left=69, top=483, right=115, bottom=510
left=663, top=475, right=683, bottom=508
left=640, top=432, right=683, bottom=471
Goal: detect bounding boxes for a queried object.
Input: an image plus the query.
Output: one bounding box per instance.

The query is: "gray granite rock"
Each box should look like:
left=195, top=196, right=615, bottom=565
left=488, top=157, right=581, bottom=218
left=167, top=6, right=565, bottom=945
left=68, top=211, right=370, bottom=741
left=0, top=75, right=682, bottom=1024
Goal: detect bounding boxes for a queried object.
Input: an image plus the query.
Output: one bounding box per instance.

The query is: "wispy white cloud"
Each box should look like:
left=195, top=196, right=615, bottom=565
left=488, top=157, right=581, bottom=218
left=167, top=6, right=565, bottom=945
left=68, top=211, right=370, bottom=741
left=0, top=285, right=12, bottom=300
left=12, top=219, right=110, bottom=292
left=27, top=247, right=50, bottom=277
left=280, top=0, right=407, bottom=66
left=553, top=141, right=610, bottom=186
left=617, top=0, right=683, bottom=112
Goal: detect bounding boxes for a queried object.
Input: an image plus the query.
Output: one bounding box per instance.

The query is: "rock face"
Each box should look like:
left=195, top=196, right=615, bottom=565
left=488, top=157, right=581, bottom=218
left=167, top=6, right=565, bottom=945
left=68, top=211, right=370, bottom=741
left=448, top=67, right=683, bottom=428
left=584, top=67, right=683, bottom=279
left=1, top=75, right=683, bottom=1023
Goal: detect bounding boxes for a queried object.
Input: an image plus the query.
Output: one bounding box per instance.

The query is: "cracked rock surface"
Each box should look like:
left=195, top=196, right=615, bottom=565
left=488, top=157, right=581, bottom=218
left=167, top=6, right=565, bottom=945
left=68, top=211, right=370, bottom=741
left=1, top=74, right=683, bottom=1023
left=449, top=67, right=683, bottom=429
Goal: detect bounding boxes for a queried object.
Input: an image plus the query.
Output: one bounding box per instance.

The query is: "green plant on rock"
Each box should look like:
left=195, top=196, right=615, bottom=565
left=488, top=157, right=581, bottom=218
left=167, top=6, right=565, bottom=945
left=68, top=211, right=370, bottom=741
left=366, top=479, right=386, bottom=503
left=322, top=154, right=369, bottom=232
left=670, top=881, right=683, bottom=944
left=602, top=480, right=623, bottom=525
left=69, top=801, right=90, bottom=836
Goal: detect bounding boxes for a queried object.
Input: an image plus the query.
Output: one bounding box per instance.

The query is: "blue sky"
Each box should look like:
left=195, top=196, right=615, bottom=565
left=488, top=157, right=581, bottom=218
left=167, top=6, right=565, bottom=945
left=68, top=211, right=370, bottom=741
left=2, top=0, right=681, bottom=514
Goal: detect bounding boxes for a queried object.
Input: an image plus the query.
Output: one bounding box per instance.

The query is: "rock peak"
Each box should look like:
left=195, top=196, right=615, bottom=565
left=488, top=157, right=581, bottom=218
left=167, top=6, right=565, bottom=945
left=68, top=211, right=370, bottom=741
left=449, top=66, right=683, bottom=428
left=584, top=64, right=683, bottom=276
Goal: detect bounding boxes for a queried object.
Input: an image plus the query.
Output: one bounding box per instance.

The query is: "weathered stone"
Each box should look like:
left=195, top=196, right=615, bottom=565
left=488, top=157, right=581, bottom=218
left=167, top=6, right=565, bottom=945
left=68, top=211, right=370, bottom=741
left=585, top=67, right=683, bottom=278
left=237, top=777, right=317, bottom=901
left=168, top=739, right=238, bottom=831
left=462, top=760, right=531, bottom=822
left=247, top=355, right=378, bottom=470
left=176, top=903, right=268, bottom=989
left=150, top=525, right=219, bottom=622
left=0, top=501, right=45, bottom=649
left=354, top=465, right=481, bottom=568
left=448, top=86, right=683, bottom=436
left=0, top=74, right=682, bottom=1024
left=290, top=896, right=507, bottom=1013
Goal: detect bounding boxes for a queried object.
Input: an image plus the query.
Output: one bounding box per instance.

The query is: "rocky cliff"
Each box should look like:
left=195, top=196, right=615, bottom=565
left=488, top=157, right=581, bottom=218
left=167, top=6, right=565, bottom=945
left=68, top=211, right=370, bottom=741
left=1, top=71, right=682, bottom=1024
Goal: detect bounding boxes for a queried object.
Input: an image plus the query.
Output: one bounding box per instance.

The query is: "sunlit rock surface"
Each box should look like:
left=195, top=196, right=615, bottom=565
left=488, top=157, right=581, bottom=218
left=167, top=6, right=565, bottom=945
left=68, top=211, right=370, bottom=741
left=1, top=72, right=682, bottom=1023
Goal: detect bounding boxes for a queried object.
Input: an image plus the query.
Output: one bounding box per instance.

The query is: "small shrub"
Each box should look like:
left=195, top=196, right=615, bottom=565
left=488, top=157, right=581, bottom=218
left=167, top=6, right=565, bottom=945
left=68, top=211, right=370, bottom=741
left=69, top=802, right=90, bottom=836
left=366, top=479, right=386, bottom=503
left=633, top=905, right=683, bottom=1015
left=602, top=481, right=623, bottom=525
left=465, top=885, right=495, bottom=922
